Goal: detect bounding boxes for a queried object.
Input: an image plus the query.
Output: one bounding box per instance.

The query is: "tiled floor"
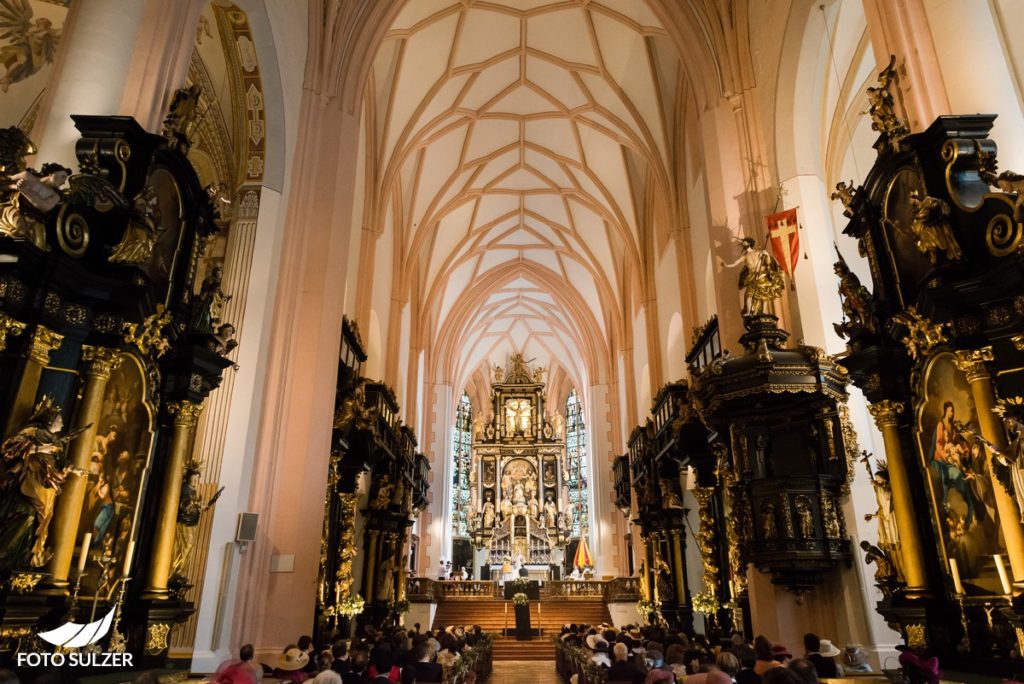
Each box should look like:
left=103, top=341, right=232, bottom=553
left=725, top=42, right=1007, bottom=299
left=490, top=660, right=559, bottom=684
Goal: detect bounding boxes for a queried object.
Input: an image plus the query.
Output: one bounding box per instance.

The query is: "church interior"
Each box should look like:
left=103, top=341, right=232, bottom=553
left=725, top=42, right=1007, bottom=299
left=5, top=0, right=1024, bottom=682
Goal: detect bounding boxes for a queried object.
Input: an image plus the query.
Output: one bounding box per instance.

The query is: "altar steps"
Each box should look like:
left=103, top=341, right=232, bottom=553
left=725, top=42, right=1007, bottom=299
left=431, top=599, right=611, bottom=661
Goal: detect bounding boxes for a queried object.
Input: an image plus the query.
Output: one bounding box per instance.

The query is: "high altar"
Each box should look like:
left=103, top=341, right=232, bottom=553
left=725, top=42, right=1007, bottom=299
left=467, top=354, right=574, bottom=570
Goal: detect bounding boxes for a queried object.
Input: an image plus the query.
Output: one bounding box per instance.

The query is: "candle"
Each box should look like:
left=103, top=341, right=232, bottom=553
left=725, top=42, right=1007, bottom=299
left=995, top=554, right=1012, bottom=595
left=77, top=533, right=91, bottom=574
left=123, top=540, right=136, bottom=576
left=949, top=557, right=964, bottom=595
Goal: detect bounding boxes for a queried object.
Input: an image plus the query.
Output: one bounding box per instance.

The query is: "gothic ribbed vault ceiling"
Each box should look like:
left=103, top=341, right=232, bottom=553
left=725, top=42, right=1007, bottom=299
left=368, top=0, right=687, bottom=401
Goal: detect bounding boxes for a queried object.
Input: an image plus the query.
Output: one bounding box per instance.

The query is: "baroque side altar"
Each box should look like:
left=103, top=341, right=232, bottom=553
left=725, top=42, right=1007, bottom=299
left=466, top=354, right=573, bottom=564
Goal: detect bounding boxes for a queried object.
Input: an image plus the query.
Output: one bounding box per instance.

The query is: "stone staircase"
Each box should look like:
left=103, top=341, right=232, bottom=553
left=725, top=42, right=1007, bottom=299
left=432, top=599, right=610, bottom=661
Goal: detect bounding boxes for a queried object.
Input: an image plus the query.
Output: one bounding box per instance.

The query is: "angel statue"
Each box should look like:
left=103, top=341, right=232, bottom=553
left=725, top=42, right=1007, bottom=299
left=109, top=185, right=163, bottom=264
left=190, top=265, right=233, bottom=334
left=720, top=236, right=784, bottom=317
left=0, top=396, right=86, bottom=570
left=170, top=460, right=224, bottom=584
left=909, top=191, right=962, bottom=264
left=0, top=0, right=61, bottom=93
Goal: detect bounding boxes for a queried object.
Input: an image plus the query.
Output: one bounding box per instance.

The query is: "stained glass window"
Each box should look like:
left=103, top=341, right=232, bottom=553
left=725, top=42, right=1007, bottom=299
left=451, top=392, right=473, bottom=537
left=565, top=389, right=589, bottom=537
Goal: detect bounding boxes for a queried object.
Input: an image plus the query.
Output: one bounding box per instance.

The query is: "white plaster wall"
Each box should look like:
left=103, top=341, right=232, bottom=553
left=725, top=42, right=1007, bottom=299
left=924, top=0, right=1024, bottom=171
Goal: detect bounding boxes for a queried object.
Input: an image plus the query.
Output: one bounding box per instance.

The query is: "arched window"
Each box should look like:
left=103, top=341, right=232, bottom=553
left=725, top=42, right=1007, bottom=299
left=565, top=389, right=588, bottom=537
left=451, top=392, right=473, bottom=537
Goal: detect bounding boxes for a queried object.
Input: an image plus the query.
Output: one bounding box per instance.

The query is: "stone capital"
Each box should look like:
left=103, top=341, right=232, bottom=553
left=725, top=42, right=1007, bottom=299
left=868, top=400, right=905, bottom=429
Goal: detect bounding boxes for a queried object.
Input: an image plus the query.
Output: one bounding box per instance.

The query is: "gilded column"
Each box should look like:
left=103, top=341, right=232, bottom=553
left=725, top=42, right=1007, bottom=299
left=145, top=401, right=203, bottom=597
left=868, top=400, right=929, bottom=593
left=955, top=348, right=1024, bottom=582
left=670, top=529, right=687, bottom=607
left=47, top=347, right=122, bottom=587
left=4, top=325, right=64, bottom=438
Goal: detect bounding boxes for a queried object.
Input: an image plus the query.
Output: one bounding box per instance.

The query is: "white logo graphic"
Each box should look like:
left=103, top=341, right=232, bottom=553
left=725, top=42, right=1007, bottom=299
left=37, top=607, right=117, bottom=648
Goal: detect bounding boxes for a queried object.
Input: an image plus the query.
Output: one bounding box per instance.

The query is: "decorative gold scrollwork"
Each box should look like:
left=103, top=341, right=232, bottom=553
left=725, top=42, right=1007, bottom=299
left=0, top=312, right=26, bottom=351
left=986, top=214, right=1024, bottom=257
left=8, top=572, right=45, bottom=593
left=905, top=623, right=927, bottom=649
left=145, top=623, right=172, bottom=655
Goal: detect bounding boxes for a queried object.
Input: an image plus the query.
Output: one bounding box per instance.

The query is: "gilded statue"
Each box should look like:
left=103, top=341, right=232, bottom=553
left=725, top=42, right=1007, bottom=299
left=170, top=460, right=223, bottom=583
left=830, top=180, right=857, bottom=217
left=659, top=478, right=683, bottom=509
left=833, top=245, right=877, bottom=339
left=124, top=305, right=172, bottom=357
left=794, top=497, right=811, bottom=540
left=908, top=191, right=962, bottom=264
left=543, top=494, right=557, bottom=529
left=191, top=266, right=233, bottom=334
left=976, top=144, right=1024, bottom=195
left=864, top=56, right=909, bottom=148
left=863, top=453, right=899, bottom=547
left=371, top=476, right=393, bottom=510
left=109, top=185, right=163, bottom=264
left=0, top=127, right=46, bottom=248
left=0, top=397, right=86, bottom=569
left=492, top=365, right=504, bottom=383
left=162, top=85, right=202, bottom=152
left=482, top=499, right=495, bottom=529
left=761, top=501, right=776, bottom=540
left=860, top=540, right=897, bottom=595
left=376, top=554, right=396, bottom=602
left=892, top=306, right=947, bottom=361
left=720, top=236, right=784, bottom=317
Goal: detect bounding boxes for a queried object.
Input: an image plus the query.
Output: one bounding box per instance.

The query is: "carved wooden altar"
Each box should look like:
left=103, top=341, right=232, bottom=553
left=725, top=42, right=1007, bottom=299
left=467, top=354, right=572, bottom=565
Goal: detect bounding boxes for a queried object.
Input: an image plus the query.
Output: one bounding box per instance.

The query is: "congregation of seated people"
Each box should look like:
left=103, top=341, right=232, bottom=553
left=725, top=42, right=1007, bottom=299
left=215, top=623, right=486, bottom=684
left=558, top=624, right=879, bottom=684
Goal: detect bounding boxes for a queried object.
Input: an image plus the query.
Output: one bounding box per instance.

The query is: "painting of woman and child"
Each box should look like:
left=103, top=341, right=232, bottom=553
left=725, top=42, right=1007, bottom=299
left=918, top=352, right=1002, bottom=590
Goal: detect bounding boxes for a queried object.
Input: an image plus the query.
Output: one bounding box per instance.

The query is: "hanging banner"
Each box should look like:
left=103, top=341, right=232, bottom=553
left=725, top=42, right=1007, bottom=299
left=767, top=207, right=800, bottom=279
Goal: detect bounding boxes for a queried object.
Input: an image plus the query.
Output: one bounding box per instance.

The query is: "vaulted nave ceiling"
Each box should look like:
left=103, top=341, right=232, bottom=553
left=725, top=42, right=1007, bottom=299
left=365, top=0, right=693, bottom=402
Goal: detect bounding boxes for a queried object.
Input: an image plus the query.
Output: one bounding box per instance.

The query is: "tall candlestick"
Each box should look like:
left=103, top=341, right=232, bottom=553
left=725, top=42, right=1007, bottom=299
left=949, top=557, right=965, bottom=595
left=995, top=554, right=1012, bottom=595
left=77, top=533, right=92, bottom=574
left=123, top=540, right=135, bottom=576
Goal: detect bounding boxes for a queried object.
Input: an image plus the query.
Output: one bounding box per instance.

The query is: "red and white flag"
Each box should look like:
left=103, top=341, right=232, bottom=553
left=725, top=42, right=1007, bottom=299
left=767, top=208, right=800, bottom=279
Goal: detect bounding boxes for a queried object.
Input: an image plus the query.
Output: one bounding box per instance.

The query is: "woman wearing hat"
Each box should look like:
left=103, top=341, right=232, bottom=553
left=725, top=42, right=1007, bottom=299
left=275, top=646, right=311, bottom=683
left=841, top=644, right=872, bottom=673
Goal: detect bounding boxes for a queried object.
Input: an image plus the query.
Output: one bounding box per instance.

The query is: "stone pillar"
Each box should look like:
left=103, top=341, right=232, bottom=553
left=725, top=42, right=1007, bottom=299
left=47, top=347, right=121, bottom=588
left=955, top=348, right=1024, bottom=582
left=32, top=0, right=205, bottom=169
left=145, top=401, right=203, bottom=597
left=31, top=0, right=149, bottom=169
left=868, top=400, right=929, bottom=593
left=4, top=325, right=63, bottom=438
left=862, top=0, right=950, bottom=132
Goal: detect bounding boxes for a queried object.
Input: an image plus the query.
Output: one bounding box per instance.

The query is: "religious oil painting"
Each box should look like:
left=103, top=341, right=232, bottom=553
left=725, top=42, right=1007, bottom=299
left=74, top=354, right=153, bottom=598
left=916, top=351, right=1002, bottom=590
